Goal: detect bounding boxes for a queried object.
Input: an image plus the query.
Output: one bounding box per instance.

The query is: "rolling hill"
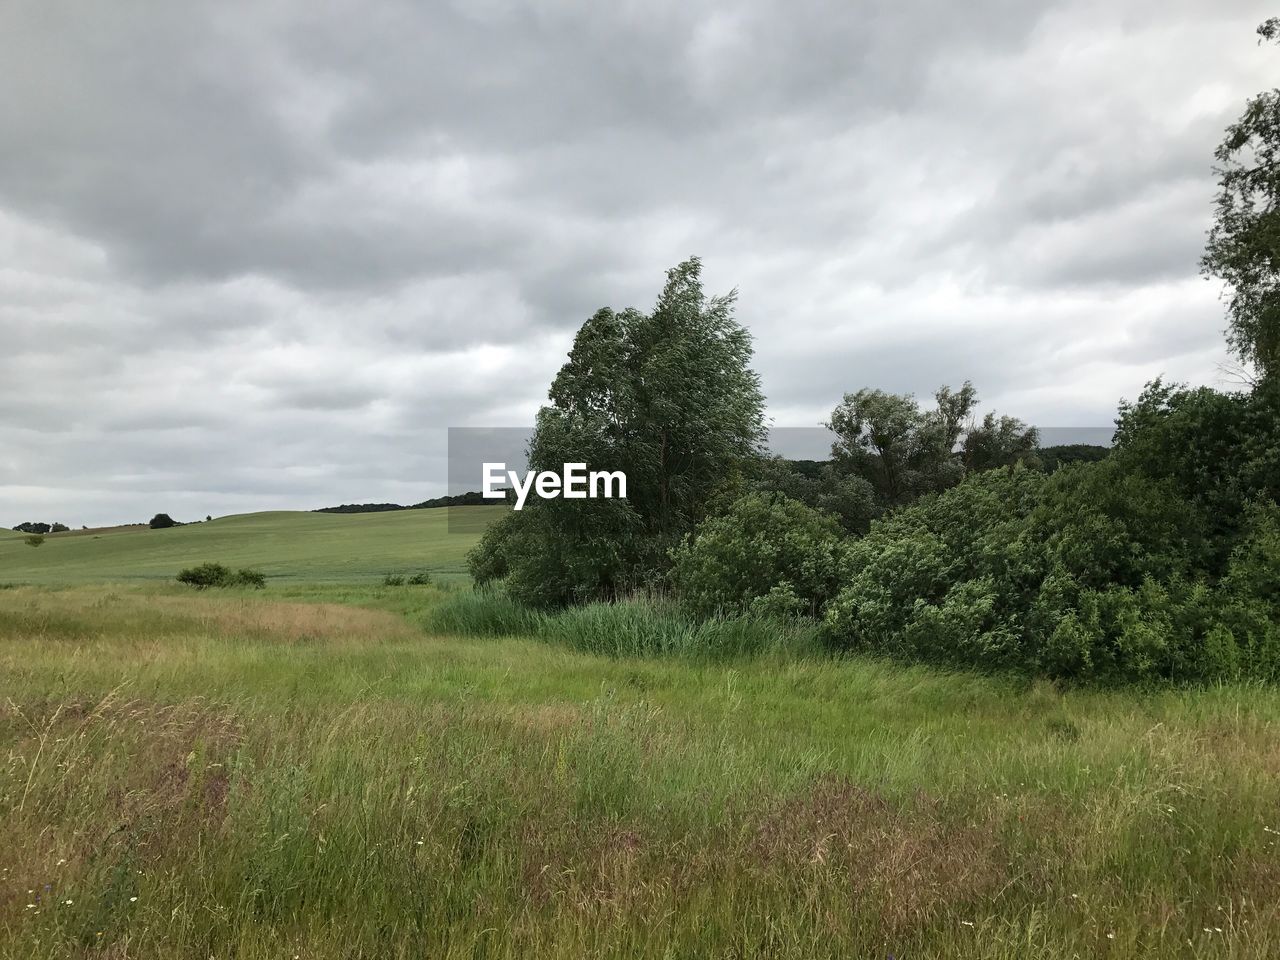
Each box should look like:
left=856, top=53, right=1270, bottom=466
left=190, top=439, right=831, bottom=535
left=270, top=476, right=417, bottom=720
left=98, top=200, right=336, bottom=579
left=0, top=505, right=505, bottom=584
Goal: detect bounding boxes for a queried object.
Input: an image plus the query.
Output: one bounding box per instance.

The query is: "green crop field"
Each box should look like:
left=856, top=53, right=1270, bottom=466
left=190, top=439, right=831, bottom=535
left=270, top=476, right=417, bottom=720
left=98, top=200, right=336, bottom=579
left=0, top=507, right=506, bottom=585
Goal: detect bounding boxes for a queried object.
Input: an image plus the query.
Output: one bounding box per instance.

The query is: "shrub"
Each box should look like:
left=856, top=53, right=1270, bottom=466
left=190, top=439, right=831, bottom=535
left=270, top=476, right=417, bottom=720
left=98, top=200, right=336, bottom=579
left=382, top=574, right=406, bottom=587
left=149, top=513, right=177, bottom=529
left=407, top=572, right=432, bottom=585
left=229, top=568, right=267, bottom=589
left=670, top=493, right=846, bottom=618
left=177, top=563, right=266, bottom=589
left=177, top=562, right=232, bottom=589
left=49, top=523, right=69, bottom=533
left=23, top=534, right=45, bottom=548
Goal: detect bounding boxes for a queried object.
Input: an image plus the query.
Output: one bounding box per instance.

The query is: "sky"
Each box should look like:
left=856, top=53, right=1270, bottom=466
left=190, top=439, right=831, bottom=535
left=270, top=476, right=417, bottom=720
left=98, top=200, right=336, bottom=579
left=0, top=0, right=1274, bottom=527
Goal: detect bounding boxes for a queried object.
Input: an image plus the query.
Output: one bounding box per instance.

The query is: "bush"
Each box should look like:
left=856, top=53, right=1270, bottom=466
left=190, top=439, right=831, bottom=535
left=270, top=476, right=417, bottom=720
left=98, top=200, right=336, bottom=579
left=407, top=572, right=432, bottom=585
left=382, top=574, right=406, bottom=587
left=670, top=493, right=846, bottom=618
left=177, top=563, right=266, bottom=589
left=230, top=568, right=266, bottom=589
left=23, top=534, right=44, bottom=548
left=150, top=513, right=177, bottom=529
left=822, top=448, right=1280, bottom=684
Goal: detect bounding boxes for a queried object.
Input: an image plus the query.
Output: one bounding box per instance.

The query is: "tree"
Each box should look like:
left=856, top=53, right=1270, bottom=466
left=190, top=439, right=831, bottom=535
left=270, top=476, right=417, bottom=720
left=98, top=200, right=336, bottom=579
left=149, top=513, right=176, bottom=529
left=49, top=523, right=69, bottom=533
left=1201, top=19, right=1280, bottom=379
left=962, top=413, right=1039, bottom=472
left=826, top=383, right=976, bottom=507
left=469, top=258, right=767, bottom=605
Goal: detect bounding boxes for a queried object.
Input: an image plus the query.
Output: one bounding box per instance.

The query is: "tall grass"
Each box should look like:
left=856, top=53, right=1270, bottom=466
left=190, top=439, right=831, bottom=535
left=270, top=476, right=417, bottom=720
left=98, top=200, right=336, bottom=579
left=423, top=590, right=823, bottom=659
left=7, top=585, right=1280, bottom=957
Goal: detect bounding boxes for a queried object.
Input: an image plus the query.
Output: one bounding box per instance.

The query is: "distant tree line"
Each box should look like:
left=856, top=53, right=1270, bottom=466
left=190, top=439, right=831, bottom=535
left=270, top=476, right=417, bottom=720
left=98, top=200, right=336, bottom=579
left=12, top=521, right=70, bottom=534
left=315, top=491, right=491, bottom=514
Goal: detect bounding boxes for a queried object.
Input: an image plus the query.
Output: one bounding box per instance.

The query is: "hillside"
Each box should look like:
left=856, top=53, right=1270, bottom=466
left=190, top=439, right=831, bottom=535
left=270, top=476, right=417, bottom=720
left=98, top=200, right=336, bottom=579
left=0, top=506, right=505, bottom=584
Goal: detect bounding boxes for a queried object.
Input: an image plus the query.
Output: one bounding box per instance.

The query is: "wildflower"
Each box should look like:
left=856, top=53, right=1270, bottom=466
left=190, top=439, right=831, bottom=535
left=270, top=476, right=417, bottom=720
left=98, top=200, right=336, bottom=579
left=130, top=896, right=138, bottom=902
left=1107, top=933, right=1115, bottom=940
left=63, top=899, right=72, bottom=905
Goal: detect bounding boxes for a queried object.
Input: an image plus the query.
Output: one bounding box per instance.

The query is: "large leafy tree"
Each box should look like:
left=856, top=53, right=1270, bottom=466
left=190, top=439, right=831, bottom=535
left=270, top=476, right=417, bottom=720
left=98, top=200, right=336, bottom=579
left=470, top=258, right=767, bottom=606
left=826, top=383, right=977, bottom=507
left=1202, top=18, right=1280, bottom=379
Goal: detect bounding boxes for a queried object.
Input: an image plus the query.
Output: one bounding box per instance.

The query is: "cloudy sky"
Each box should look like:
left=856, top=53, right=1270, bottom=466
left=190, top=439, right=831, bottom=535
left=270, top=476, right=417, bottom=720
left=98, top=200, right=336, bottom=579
left=0, top=0, right=1272, bottom=526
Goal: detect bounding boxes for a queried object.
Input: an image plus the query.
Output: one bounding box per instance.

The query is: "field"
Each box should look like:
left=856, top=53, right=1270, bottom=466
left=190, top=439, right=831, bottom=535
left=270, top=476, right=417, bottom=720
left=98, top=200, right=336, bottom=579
left=0, top=508, right=505, bottom=584
left=3, top=574, right=1280, bottom=959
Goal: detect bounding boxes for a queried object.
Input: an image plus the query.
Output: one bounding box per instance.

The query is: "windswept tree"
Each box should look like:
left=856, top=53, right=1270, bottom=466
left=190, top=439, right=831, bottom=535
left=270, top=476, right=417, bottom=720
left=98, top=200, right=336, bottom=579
left=826, top=383, right=1036, bottom=508
left=470, top=258, right=767, bottom=606
left=826, top=383, right=976, bottom=507
left=1202, top=18, right=1280, bottom=379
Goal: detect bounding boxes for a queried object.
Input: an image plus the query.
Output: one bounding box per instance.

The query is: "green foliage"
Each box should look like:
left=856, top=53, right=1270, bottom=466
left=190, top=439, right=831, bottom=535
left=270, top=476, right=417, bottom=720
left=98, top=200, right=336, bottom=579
left=149, top=513, right=177, bottom=529
left=670, top=493, right=846, bottom=618
left=826, top=382, right=1036, bottom=510
left=749, top=458, right=879, bottom=534
left=422, top=588, right=544, bottom=636
left=469, top=259, right=766, bottom=606
left=176, top=562, right=266, bottom=589
left=824, top=429, right=1280, bottom=685
left=23, top=534, right=45, bottom=548
left=427, top=589, right=821, bottom=659
left=382, top=573, right=406, bottom=586
left=1201, top=21, right=1280, bottom=378
left=1034, top=444, right=1110, bottom=473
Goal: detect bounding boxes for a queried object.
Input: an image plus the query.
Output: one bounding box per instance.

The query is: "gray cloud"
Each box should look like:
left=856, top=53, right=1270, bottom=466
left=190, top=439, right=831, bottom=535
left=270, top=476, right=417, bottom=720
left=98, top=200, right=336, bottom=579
left=0, top=0, right=1272, bottom=525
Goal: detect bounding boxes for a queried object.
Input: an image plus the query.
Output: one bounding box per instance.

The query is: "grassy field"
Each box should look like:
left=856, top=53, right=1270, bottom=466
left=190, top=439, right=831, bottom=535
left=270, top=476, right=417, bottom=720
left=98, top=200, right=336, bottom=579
left=4, top=582, right=1280, bottom=958
left=0, top=507, right=505, bottom=584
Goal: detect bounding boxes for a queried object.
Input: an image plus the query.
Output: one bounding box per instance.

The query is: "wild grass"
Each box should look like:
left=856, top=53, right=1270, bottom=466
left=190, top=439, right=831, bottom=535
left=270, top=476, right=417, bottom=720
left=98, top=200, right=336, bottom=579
left=424, top=590, right=824, bottom=659
left=4, top=584, right=1280, bottom=958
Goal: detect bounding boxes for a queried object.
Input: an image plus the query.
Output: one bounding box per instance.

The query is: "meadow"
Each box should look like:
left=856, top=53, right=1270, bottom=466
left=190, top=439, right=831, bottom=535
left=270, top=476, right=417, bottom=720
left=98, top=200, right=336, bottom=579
left=0, top=507, right=504, bottom=585
left=2, top=506, right=1280, bottom=957
left=3, top=569, right=1280, bottom=958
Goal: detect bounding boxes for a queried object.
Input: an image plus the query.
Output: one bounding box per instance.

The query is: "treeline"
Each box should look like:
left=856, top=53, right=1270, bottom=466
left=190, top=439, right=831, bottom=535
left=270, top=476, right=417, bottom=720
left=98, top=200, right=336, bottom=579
left=12, top=521, right=71, bottom=534
left=467, top=26, right=1280, bottom=689
left=468, top=253, right=1279, bottom=684
left=315, top=491, right=490, bottom=514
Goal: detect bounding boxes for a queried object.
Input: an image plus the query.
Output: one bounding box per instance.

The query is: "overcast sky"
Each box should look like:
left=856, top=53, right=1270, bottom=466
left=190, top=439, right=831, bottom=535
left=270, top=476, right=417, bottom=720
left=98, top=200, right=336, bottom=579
left=1, top=1, right=1273, bottom=526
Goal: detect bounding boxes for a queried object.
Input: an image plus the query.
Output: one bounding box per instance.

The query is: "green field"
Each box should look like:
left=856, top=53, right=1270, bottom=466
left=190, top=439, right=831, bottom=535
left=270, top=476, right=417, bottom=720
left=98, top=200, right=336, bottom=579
left=0, top=507, right=505, bottom=584
left=3, top=513, right=1279, bottom=958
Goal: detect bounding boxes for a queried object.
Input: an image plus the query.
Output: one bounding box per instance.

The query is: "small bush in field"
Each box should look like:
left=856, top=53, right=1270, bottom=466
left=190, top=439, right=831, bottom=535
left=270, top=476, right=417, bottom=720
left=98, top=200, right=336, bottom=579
left=177, top=563, right=266, bottom=589
left=229, top=568, right=266, bottom=589
left=23, top=534, right=45, bottom=548
left=407, top=572, right=432, bottom=585
left=382, top=573, right=406, bottom=587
